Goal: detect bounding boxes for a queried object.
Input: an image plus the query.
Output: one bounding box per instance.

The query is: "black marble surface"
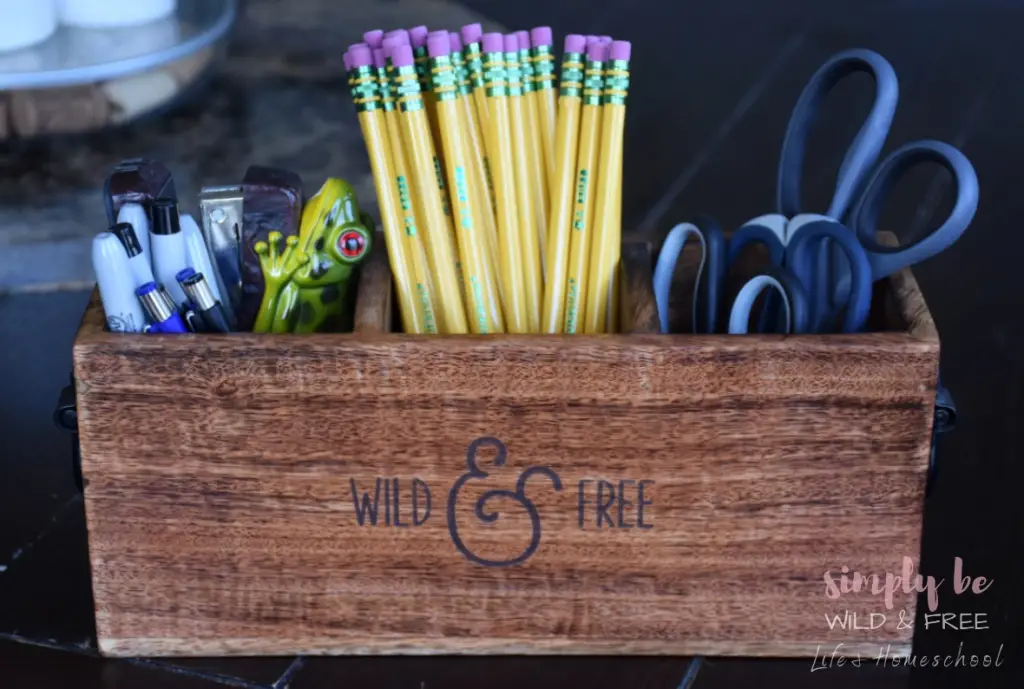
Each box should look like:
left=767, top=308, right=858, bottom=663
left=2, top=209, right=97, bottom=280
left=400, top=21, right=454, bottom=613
left=2, top=0, right=1022, bottom=687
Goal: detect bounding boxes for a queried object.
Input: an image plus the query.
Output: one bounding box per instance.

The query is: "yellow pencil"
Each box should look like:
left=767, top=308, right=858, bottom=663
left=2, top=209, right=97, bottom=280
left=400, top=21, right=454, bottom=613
left=539, top=35, right=585, bottom=333
left=481, top=33, right=529, bottom=333
left=426, top=32, right=504, bottom=334
left=562, top=40, right=608, bottom=334
left=450, top=31, right=505, bottom=322
left=584, top=40, right=630, bottom=334
left=370, top=45, right=440, bottom=334
left=390, top=43, right=469, bottom=334
left=346, top=46, right=430, bottom=334
left=517, top=29, right=549, bottom=282
left=530, top=27, right=558, bottom=209
left=462, top=25, right=498, bottom=220
left=504, top=33, right=542, bottom=332
left=409, top=27, right=447, bottom=175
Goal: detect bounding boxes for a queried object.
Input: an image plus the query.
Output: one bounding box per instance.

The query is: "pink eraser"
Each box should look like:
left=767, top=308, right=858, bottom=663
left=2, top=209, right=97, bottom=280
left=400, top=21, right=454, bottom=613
left=609, top=40, right=631, bottom=61
left=599, top=35, right=613, bottom=43
left=372, top=48, right=386, bottom=69
left=391, top=44, right=415, bottom=68
left=515, top=30, right=530, bottom=49
left=409, top=26, right=429, bottom=48
left=587, top=41, right=608, bottom=61
left=564, top=34, right=586, bottom=53
left=363, top=30, right=384, bottom=48
left=348, top=44, right=373, bottom=68
left=382, top=36, right=400, bottom=56
left=385, top=29, right=410, bottom=45
left=503, top=33, right=518, bottom=53
left=427, top=31, right=450, bottom=59
left=482, top=32, right=503, bottom=53
left=343, top=52, right=351, bottom=70
left=530, top=27, right=553, bottom=47
left=449, top=32, right=463, bottom=52
left=461, top=23, right=483, bottom=45
left=585, top=35, right=599, bottom=46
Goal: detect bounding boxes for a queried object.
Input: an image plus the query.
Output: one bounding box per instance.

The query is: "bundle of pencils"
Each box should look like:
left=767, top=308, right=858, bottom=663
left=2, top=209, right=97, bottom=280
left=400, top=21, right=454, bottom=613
left=345, top=27, right=631, bottom=334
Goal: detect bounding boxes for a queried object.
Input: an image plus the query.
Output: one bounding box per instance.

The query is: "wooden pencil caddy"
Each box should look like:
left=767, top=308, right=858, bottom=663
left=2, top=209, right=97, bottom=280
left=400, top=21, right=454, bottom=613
left=72, top=232, right=940, bottom=658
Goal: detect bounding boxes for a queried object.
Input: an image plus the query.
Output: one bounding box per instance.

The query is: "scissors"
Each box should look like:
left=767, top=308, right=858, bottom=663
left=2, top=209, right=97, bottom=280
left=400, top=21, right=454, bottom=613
left=652, top=216, right=727, bottom=334
left=653, top=215, right=817, bottom=334
left=767, top=48, right=979, bottom=319
left=654, top=48, right=979, bottom=335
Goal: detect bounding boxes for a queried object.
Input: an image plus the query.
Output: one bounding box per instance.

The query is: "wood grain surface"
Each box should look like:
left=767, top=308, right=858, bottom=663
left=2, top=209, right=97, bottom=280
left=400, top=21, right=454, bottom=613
left=73, top=240, right=939, bottom=658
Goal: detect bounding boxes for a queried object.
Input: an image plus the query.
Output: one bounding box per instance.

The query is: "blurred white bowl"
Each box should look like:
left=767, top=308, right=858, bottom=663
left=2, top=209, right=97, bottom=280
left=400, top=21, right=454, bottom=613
left=58, top=0, right=177, bottom=28
left=0, top=0, right=57, bottom=53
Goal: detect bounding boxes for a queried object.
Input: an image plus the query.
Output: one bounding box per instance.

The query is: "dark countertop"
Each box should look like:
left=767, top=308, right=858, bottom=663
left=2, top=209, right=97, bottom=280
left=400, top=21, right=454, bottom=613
left=0, top=0, right=503, bottom=291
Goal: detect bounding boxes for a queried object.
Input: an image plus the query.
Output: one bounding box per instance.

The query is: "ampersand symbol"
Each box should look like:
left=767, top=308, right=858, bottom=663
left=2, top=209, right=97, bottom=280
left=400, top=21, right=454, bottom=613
left=896, top=609, right=912, bottom=629
left=447, top=437, right=563, bottom=568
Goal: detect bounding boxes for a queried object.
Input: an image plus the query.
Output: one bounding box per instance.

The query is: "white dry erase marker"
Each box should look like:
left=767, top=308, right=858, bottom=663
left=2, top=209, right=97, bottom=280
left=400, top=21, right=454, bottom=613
left=110, top=222, right=155, bottom=288
left=149, top=197, right=190, bottom=308
left=92, top=232, right=146, bottom=333
left=181, top=212, right=234, bottom=324
left=116, top=202, right=152, bottom=264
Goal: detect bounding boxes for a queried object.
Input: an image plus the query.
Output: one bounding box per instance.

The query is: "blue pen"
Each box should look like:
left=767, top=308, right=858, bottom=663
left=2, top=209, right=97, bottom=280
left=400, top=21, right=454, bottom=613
left=136, top=282, right=188, bottom=334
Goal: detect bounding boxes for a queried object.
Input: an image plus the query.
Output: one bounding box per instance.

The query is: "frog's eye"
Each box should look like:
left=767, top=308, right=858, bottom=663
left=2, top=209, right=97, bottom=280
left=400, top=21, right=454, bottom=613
left=337, top=229, right=367, bottom=260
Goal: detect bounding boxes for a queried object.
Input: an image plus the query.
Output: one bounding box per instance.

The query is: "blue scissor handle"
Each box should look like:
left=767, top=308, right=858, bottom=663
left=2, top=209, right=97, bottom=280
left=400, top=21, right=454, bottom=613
left=654, top=221, right=714, bottom=334
left=692, top=215, right=728, bottom=334
left=786, top=220, right=873, bottom=333
left=728, top=222, right=786, bottom=266
left=848, top=139, right=979, bottom=281
left=728, top=264, right=811, bottom=334
left=777, top=49, right=899, bottom=220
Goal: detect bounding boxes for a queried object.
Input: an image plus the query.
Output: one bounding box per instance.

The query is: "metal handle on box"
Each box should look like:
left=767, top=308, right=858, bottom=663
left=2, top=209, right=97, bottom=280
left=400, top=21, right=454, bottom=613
left=927, top=375, right=956, bottom=497
left=54, top=375, right=82, bottom=493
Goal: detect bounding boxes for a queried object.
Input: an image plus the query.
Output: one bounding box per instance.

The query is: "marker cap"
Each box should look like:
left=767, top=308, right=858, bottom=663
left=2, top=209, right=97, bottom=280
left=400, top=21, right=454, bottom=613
left=110, top=222, right=142, bottom=257
left=149, top=198, right=181, bottom=235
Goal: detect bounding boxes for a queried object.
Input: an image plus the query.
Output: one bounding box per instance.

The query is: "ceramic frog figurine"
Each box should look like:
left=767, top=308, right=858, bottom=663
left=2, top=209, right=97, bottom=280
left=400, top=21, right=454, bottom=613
left=253, top=178, right=372, bottom=333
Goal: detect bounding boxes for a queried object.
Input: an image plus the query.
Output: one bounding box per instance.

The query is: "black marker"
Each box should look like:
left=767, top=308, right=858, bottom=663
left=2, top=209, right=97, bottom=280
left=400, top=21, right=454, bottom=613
left=179, top=269, right=233, bottom=333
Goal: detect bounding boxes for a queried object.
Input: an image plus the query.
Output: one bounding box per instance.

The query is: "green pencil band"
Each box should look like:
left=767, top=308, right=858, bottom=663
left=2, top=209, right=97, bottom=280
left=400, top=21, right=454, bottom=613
left=532, top=42, right=556, bottom=92
left=349, top=63, right=381, bottom=112
left=462, top=35, right=486, bottom=92
left=482, top=48, right=507, bottom=97
left=582, top=51, right=605, bottom=106
left=504, top=45, right=522, bottom=97
left=558, top=49, right=585, bottom=98
left=518, top=43, right=534, bottom=95
left=603, top=58, right=631, bottom=105
left=429, top=52, right=459, bottom=103
left=394, top=60, right=423, bottom=112
left=450, top=44, right=471, bottom=96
